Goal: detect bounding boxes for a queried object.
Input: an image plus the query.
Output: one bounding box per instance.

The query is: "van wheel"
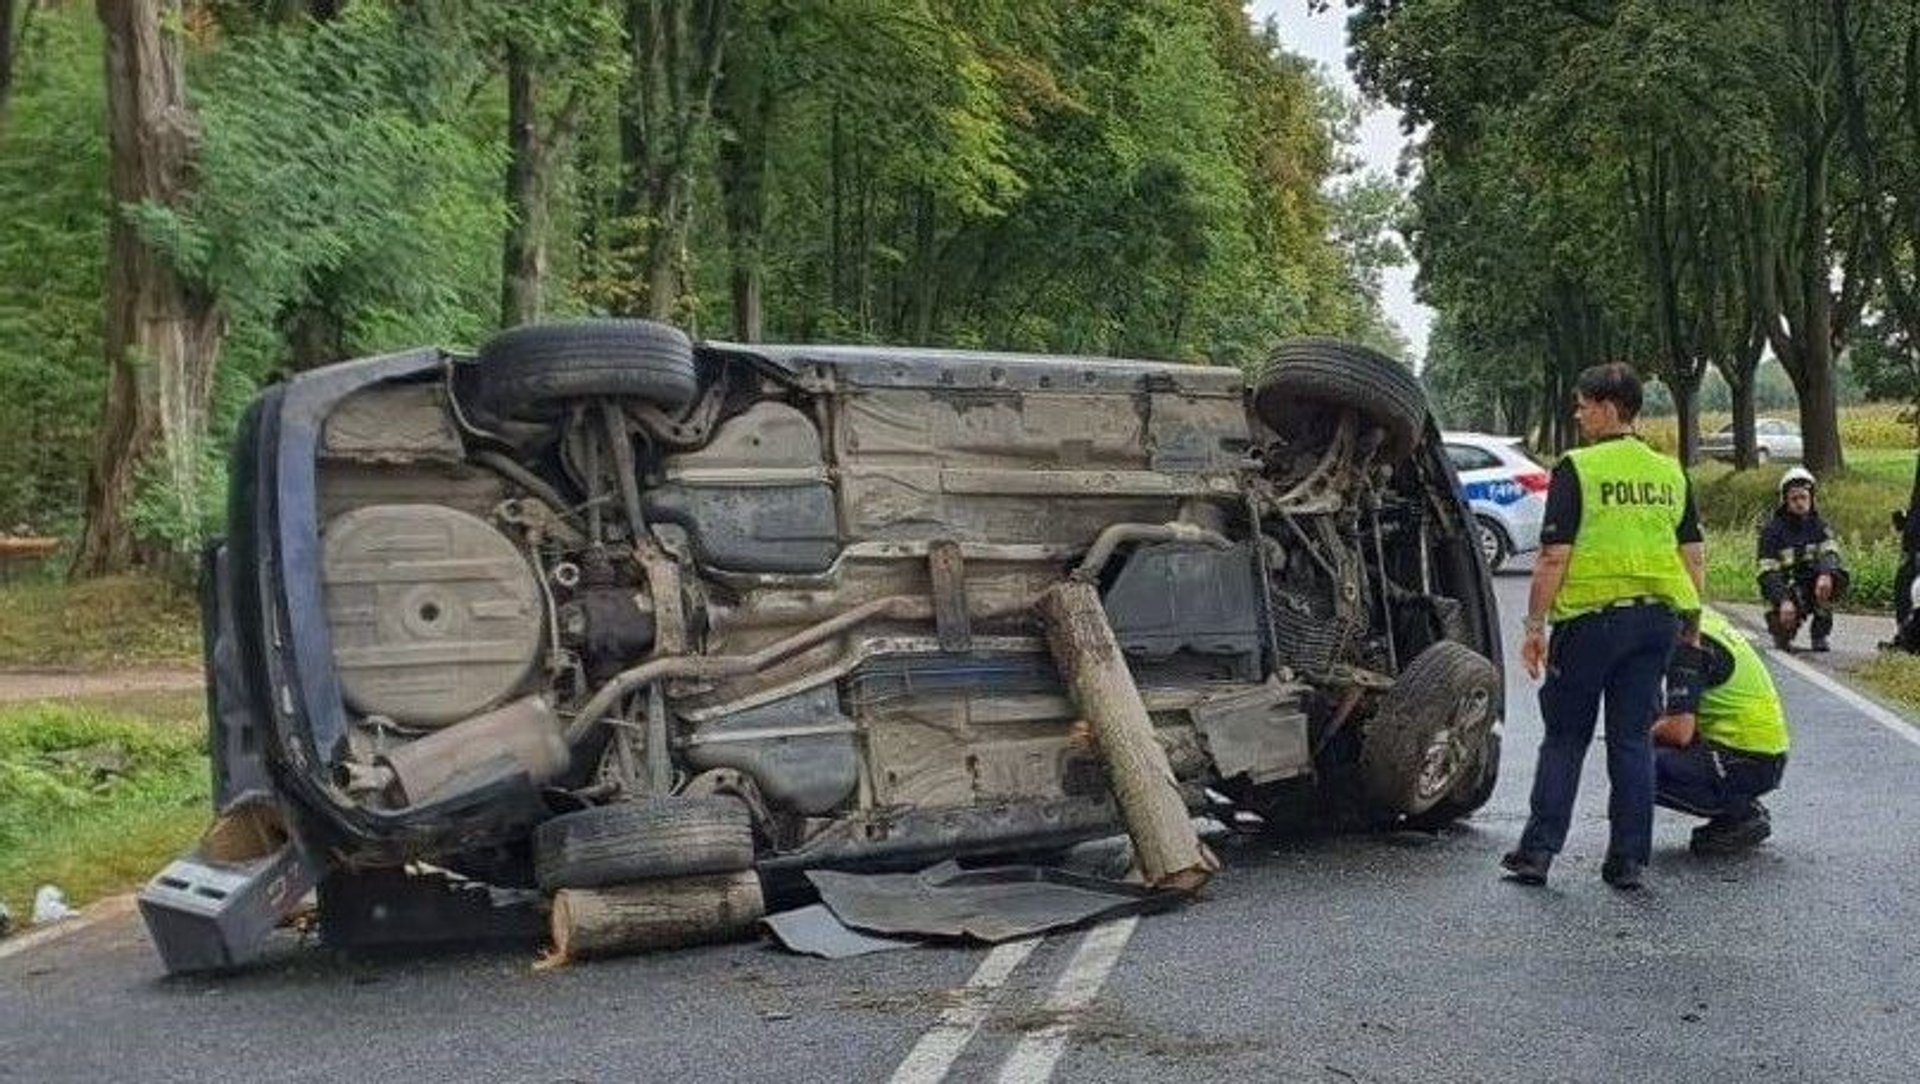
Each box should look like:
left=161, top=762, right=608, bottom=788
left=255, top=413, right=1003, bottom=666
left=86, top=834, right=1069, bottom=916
left=533, top=797, right=755, bottom=892
left=1252, top=338, right=1429, bottom=462
left=458, top=319, right=699, bottom=425
left=1404, top=730, right=1501, bottom=828
left=1359, top=642, right=1501, bottom=817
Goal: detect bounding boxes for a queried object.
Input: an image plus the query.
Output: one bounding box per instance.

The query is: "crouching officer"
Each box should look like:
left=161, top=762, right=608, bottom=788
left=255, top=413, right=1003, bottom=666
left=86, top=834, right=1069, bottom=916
left=1758, top=467, right=1848, bottom=652
left=1653, top=608, right=1788, bottom=854
left=1503, top=363, right=1705, bottom=891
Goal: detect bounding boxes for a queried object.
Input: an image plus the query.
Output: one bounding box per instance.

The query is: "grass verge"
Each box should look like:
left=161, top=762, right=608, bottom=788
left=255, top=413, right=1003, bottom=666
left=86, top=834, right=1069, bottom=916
left=0, top=574, right=200, bottom=668
left=0, top=698, right=209, bottom=925
left=1852, top=652, right=1920, bottom=717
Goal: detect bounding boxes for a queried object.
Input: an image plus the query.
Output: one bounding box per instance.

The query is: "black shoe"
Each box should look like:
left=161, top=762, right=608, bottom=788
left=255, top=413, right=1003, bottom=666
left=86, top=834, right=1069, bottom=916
left=1600, top=855, right=1645, bottom=890
left=1691, top=811, right=1772, bottom=855
left=1811, top=637, right=1831, bottom=653
left=1500, top=850, right=1551, bottom=885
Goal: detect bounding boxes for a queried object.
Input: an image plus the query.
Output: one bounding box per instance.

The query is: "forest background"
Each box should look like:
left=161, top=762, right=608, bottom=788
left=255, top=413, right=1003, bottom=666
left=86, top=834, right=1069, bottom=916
left=0, top=0, right=1412, bottom=574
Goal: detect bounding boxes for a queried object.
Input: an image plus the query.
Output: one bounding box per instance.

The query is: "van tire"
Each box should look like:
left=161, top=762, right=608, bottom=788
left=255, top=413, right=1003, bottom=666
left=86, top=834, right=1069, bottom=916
left=1359, top=641, right=1501, bottom=817
left=534, top=798, right=755, bottom=892
left=459, top=319, right=698, bottom=424
left=1252, top=338, right=1428, bottom=462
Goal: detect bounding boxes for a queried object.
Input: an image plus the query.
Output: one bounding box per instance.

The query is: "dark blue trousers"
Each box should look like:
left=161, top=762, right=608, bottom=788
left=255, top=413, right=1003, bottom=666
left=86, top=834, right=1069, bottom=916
left=1656, top=743, right=1786, bottom=822
left=1519, top=603, right=1679, bottom=865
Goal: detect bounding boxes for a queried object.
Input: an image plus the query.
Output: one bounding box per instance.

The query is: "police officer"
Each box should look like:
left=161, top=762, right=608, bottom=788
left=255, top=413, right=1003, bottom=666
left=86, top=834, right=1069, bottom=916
left=1652, top=607, right=1788, bottom=854
left=1502, top=363, right=1705, bottom=890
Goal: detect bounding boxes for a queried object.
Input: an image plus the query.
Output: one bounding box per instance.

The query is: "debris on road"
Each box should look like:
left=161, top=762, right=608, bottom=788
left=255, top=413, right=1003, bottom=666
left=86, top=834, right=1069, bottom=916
left=768, top=859, right=1180, bottom=954
left=550, top=870, right=764, bottom=962
left=763, top=904, right=918, bottom=959
left=32, top=885, right=75, bottom=925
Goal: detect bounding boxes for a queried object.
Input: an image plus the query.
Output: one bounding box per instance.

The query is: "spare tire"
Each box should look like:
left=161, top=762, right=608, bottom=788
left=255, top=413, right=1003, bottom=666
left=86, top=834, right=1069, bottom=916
left=1252, top=338, right=1428, bottom=462
left=459, top=319, right=699, bottom=424
left=1359, top=641, right=1500, bottom=817
left=533, top=797, right=754, bottom=892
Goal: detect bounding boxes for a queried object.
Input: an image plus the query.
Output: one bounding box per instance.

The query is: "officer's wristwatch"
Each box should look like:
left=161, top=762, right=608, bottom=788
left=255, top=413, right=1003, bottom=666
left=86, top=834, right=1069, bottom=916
left=1523, top=615, right=1546, bottom=634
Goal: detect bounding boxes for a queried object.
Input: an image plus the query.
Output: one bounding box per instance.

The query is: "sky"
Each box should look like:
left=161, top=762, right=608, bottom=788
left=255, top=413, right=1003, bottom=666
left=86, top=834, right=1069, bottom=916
left=1248, top=1, right=1434, bottom=361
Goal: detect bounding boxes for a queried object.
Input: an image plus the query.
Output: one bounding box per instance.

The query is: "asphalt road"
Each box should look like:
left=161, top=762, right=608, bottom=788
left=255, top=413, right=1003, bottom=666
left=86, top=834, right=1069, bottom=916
left=6, top=571, right=1920, bottom=1083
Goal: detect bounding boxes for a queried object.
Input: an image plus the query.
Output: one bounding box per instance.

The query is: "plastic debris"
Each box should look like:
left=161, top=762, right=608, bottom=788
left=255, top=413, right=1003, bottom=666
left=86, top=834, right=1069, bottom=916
left=32, top=885, right=76, bottom=925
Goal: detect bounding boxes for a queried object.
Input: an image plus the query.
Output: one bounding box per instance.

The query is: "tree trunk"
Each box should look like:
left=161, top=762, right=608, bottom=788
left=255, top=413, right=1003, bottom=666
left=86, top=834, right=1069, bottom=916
left=1, top=0, right=17, bottom=123
left=74, top=0, right=223, bottom=578
left=1729, top=369, right=1758, bottom=468
left=617, top=0, right=730, bottom=324
left=1036, top=581, right=1213, bottom=895
left=500, top=39, right=547, bottom=328
left=551, top=872, right=764, bottom=961
left=910, top=187, right=937, bottom=343
left=1793, top=350, right=1845, bottom=473
left=1672, top=375, right=1701, bottom=466
left=644, top=176, right=683, bottom=322
left=717, top=48, right=770, bottom=342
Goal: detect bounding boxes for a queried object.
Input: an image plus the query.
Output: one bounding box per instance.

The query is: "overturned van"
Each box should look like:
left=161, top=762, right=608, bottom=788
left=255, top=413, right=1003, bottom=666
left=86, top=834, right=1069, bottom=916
left=141, top=322, right=1503, bottom=972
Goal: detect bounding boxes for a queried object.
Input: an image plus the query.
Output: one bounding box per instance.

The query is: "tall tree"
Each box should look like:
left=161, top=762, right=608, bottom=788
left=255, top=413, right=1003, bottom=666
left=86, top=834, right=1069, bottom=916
left=1, top=0, right=17, bottom=122
left=615, top=0, right=730, bottom=321
left=498, top=1, right=620, bottom=328
left=75, top=0, right=222, bottom=575
left=1833, top=0, right=1920, bottom=427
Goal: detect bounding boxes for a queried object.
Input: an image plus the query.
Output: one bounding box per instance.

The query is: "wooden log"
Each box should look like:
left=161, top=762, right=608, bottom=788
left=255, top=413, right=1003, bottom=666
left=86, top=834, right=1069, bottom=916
left=1037, top=581, right=1213, bottom=894
left=0, top=536, right=59, bottom=557
left=551, top=871, right=765, bottom=961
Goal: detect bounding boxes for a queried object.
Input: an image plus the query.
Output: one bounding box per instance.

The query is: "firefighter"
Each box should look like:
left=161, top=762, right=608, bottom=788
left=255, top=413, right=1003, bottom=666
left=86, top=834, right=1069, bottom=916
left=1757, top=467, right=1848, bottom=652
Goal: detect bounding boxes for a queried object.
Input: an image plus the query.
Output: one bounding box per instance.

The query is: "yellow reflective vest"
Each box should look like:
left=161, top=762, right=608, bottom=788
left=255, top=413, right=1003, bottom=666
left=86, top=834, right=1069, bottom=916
left=1551, top=437, right=1701, bottom=623
left=1694, top=609, right=1790, bottom=755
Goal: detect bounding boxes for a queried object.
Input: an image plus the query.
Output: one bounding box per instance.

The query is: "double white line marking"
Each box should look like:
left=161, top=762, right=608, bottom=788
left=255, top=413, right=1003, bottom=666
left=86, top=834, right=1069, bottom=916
left=887, top=917, right=1141, bottom=1084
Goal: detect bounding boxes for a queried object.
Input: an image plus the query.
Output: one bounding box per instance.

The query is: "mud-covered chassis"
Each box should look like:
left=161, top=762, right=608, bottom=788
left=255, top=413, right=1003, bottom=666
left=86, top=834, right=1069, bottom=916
left=143, top=322, right=1501, bottom=971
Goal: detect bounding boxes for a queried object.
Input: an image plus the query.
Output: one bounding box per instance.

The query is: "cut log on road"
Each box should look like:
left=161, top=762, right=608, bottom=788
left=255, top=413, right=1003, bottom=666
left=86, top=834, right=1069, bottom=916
left=1037, top=580, right=1213, bottom=894
left=551, top=871, right=765, bottom=961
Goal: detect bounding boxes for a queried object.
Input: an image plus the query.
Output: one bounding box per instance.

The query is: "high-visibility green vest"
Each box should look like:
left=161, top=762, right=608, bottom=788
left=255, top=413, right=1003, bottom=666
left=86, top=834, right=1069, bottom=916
left=1551, top=436, right=1701, bottom=622
left=1696, top=609, right=1790, bottom=755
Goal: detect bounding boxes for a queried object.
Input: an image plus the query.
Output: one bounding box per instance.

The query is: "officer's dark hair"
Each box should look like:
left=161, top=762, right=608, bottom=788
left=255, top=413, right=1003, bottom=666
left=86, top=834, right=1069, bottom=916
left=1575, top=362, right=1644, bottom=422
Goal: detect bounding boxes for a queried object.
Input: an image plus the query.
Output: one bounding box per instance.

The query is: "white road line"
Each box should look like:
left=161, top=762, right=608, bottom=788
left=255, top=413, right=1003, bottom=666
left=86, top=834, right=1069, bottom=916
left=887, top=937, right=1043, bottom=1084
left=1761, top=645, right=1920, bottom=751
left=994, top=917, right=1140, bottom=1084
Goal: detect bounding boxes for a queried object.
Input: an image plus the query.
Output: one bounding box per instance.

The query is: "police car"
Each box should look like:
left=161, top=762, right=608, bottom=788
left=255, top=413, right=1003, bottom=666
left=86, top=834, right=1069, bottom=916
left=1442, top=431, right=1549, bottom=571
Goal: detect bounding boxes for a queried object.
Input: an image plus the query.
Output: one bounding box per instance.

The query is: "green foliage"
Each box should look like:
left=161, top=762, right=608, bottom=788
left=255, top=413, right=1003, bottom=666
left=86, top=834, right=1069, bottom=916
left=4, top=1, right=1406, bottom=552
left=127, top=435, right=229, bottom=569
left=1690, top=458, right=1913, bottom=541
left=163, top=1, right=507, bottom=379
left=1351, top=0, right=1888, bottom=464
left=0, top=14, right=109, bottom=536
left=0, top=700, right=208, bottom=920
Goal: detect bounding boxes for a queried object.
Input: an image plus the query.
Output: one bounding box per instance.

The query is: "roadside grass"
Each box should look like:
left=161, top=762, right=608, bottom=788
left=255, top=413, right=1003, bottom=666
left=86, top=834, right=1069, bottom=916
left=0, top=574, right=200, bottom=668
left=0, top=697, right=209, bottom=925
left=1853, top=652, right=1920, bottom=716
